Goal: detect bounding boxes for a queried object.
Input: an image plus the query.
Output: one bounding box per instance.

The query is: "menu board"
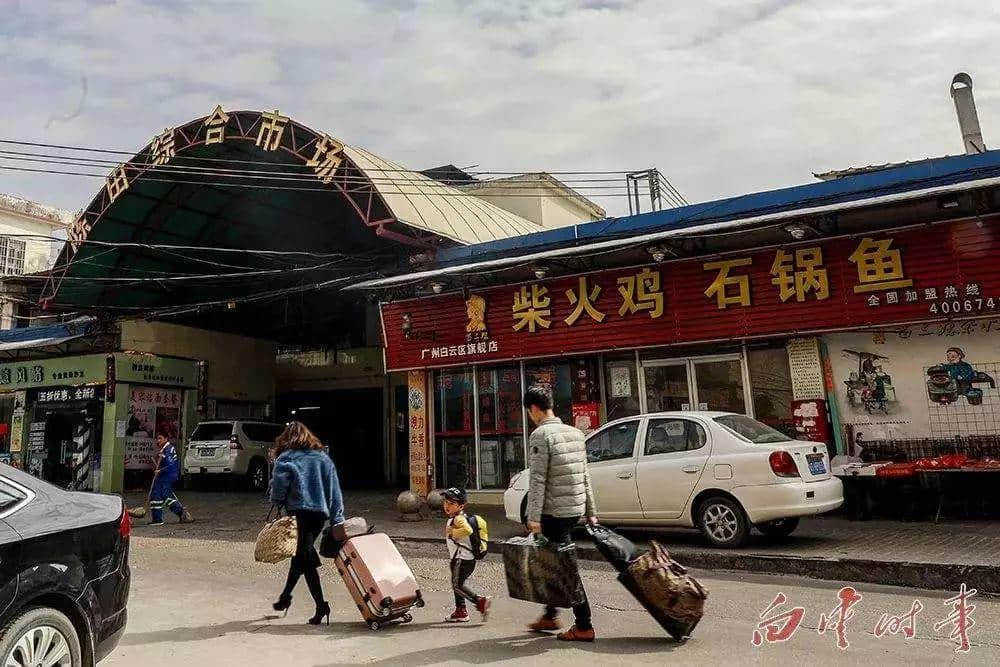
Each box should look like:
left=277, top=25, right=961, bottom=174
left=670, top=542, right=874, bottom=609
left=786, top=337, right=826, bottom=400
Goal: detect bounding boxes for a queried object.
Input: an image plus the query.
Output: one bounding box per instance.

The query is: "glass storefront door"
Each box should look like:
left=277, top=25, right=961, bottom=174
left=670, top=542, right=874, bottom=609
left=642, top=354, right=750, bottom=414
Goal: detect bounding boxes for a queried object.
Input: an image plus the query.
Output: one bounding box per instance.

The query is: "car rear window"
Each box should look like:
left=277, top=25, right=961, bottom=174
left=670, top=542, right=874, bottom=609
left=242, top=423, right=284, bottom=443
left=192, top=423, right=234, bottom=441
left=714, top=414, right=791, bottom=444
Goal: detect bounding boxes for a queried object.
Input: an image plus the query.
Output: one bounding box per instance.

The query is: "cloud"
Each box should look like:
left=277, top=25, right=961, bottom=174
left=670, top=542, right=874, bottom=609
left=1, top=0, right=999, bottom=218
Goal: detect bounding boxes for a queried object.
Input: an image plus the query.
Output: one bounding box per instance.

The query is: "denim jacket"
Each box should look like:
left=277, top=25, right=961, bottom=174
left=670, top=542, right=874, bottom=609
left=270, top=449, right=345, bottom=525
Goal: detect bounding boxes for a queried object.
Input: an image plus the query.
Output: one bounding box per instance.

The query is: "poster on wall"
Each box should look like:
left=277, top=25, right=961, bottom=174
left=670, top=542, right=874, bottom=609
left=609, top=365, right=632, bottom=398
left=124, top=386, right=182, bottom=470
left=827, top=323, right=1000, bottom=443
left=572, top=402, right=601, bottom=434
left=407, top=371, right=429, bottom=497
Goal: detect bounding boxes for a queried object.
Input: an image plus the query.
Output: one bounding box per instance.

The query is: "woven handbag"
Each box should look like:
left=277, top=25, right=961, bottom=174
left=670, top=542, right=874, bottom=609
left=254, top=507, right=298, bottom=564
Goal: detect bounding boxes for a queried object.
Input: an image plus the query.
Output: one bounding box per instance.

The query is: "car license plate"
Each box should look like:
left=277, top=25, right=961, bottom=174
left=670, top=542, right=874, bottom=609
left=198, top=448, right=215, bottom=457
left=807, top=453, right=826, bottom=475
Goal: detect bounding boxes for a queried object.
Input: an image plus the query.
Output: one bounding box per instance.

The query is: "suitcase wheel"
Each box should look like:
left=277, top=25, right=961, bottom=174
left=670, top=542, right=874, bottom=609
left=401, top=614, right=413, bottom=624
left=368, top=621, right=381, bottom=631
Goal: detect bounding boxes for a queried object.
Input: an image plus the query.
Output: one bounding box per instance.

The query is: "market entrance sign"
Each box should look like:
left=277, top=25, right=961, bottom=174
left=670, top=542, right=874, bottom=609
left=382, top=217, right=1000, bottom=371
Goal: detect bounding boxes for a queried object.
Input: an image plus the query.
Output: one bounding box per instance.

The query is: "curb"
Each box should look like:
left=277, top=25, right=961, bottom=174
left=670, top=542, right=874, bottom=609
left=390, top=534, right=1000, bottom=594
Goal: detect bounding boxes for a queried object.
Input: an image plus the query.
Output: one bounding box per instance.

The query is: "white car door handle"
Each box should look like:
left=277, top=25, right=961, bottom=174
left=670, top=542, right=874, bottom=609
left=616, top=471, right=633, bottom=479
left=681, top=465, right=701, bottom=473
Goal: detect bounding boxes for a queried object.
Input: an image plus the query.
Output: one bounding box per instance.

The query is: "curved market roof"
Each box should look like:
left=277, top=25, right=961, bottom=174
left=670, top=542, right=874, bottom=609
left=44, top=107, right=539, bottom=315
left=344, top=145, right=540, bottom=243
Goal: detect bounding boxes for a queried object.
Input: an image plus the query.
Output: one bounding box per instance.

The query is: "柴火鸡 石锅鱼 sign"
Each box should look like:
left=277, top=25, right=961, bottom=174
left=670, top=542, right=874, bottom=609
left=381, top=218, right=1000, bottom=371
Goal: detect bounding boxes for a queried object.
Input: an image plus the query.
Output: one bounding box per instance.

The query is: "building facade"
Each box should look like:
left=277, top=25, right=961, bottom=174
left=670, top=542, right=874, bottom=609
left=365, top=152, right=1000, bottom=503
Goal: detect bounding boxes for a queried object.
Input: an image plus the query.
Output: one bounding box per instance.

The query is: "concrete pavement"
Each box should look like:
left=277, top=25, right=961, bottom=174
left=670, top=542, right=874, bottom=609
left=129, top=489, right=1000, bottom=593
left=106, top=533, right=1000, bottom=665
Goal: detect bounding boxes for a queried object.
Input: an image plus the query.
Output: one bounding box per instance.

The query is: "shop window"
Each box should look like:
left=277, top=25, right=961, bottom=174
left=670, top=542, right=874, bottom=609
left=586, top=420, right=639, bottom=462
left=476, top=365, right=524, bottom=489
left=434, top=368, right=476, bottom=489
left=748, top=346, right=794, bottom=436
left=644, top=418, right=706, bottom=455
left=604, top=355, right=641, bottom=421
left=526, top=357, right=601, bottom=432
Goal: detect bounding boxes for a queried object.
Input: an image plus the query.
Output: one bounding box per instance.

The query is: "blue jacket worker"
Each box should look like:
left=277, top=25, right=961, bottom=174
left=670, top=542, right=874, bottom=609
left=149, top=433, right=192, bottom=526
left=270, top=421, right=345, bottom=625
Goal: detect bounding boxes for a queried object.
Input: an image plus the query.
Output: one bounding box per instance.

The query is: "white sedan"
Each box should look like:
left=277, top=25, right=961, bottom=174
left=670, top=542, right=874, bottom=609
left=503, top=411, right=843, bottom=548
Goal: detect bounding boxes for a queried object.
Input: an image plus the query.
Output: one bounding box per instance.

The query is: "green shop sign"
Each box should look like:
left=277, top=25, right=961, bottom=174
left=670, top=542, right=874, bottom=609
left=0, top=355, right=107, bottom=391
left=115, top=354, right=198, bottom=388
left=0, top=353, right=200, bottom=392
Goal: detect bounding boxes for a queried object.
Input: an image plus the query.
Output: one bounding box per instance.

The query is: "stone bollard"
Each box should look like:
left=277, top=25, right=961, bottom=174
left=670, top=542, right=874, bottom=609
left=426, top=488, right=446, bottom=516
left=397, top=490, right=424, bottom=522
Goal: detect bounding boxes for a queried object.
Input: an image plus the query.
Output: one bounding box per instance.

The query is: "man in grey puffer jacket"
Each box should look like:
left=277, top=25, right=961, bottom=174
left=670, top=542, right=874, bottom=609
left=523, top=385, right=598, bottom=642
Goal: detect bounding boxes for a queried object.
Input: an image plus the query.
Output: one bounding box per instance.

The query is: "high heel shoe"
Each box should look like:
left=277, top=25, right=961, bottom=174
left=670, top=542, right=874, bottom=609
left=308, top=601, right=331, bottom=625
left=272, top=594, right=292, bottom=617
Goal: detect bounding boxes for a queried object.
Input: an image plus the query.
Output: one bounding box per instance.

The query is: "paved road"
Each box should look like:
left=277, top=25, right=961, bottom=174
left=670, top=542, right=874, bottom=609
left=104, top=531, right=1000, bottom=665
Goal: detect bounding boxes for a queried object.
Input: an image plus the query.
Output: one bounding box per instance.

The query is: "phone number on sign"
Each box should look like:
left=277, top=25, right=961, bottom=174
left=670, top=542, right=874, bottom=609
left=929, top=298, right=999, bottom=315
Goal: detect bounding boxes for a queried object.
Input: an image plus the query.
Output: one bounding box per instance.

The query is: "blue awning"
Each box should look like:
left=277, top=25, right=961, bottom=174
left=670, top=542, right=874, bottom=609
left=0, top=317, right=96, bottom=351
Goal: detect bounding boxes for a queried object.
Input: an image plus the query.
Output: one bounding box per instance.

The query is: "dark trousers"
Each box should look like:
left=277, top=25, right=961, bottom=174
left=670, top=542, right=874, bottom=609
left=540, top=515, right=592, bottom=631
left=149, top=476, right=183, bottom=523
left=281, top=510, right=327, bottom=606
left=451, top=557, right=479, bottom=607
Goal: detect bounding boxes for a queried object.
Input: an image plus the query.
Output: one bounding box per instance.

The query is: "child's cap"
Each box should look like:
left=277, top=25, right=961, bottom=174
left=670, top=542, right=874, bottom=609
left=442, top=487, right=467, bottom=504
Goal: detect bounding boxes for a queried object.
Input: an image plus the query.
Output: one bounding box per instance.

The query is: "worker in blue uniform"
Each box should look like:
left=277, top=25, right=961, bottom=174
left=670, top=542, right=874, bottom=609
left=149, top=432, right=193, bottom=526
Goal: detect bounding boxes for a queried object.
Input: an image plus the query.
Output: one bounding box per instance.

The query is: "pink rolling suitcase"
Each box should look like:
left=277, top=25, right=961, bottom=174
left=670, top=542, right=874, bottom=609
left=335, top=533, right=424, bottom=630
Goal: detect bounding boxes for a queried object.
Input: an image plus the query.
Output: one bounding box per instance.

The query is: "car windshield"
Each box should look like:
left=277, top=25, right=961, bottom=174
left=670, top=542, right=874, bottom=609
left=714, top=414, right=791, bottom=444
left=191, top=423, right=234, bottom=441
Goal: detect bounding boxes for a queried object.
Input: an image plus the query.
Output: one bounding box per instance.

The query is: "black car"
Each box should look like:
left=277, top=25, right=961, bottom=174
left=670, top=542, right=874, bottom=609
left=0, top=464, right=130, bottom=666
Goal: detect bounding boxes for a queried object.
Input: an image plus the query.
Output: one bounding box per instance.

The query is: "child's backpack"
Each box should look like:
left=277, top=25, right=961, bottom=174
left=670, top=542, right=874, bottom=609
left=465, top=514, right=489, bottom=560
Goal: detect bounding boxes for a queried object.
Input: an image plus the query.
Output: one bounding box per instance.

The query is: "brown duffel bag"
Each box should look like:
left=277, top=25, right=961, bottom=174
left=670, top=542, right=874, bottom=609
left=618, top=540, right=708, bottom=640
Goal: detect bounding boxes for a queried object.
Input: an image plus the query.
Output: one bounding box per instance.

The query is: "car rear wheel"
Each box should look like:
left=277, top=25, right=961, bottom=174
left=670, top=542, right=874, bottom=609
left=757, top=517, right=800, bottom=538
left=697, top=496, right=750, bottom=548
left=0, top=607, right=82, bottom=667
left=247, top=459, right=268, bottom=493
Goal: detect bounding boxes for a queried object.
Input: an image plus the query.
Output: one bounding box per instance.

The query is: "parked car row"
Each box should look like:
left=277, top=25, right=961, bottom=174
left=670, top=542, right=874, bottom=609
left=504, top=411, right=844, bottom=548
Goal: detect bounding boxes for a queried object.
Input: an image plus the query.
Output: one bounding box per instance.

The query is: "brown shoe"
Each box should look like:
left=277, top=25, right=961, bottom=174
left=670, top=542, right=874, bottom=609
left=557, top=626, right=596, bottom=642
left=527, top=616, right=562, bottom=632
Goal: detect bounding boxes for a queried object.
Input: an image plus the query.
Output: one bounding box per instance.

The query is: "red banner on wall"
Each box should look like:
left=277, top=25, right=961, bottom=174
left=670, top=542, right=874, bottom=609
left=381, top=218, right=1000, bottom=371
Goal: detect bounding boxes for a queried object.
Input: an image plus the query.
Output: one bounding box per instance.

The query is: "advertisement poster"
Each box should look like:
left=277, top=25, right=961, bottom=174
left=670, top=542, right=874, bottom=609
left=827, top=325, right=1000, bottom=442
left=572, top=402, right=601, bottom=434
left=407, top=371, right=429, bottom=496
left=124, top=386, right=182, bottom=470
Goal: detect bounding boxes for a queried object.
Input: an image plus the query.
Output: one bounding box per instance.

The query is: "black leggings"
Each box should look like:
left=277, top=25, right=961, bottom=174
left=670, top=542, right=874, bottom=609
left=281, top=510, right=327, bottom=606
left=540, top=515, right=592, bottom=631
left=451, top=558, right=480, bottom=607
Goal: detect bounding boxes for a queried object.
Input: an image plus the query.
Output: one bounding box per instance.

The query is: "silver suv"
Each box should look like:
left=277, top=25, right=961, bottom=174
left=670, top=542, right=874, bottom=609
left=183, top=421, right=284, bottom=491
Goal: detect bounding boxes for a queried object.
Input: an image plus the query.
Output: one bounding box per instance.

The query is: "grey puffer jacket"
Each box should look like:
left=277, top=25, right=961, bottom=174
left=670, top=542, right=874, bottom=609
left=526, top=416, right=597, bottom=523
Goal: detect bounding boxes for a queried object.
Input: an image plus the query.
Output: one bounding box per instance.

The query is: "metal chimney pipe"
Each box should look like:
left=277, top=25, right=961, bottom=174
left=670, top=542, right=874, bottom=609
left=951, top=73, right=986, bottom=154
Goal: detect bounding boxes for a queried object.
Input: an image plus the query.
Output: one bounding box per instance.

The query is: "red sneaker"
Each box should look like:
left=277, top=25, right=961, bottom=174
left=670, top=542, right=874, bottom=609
left=475, top=597, right=491, bottom=621
left=527, top=616, right=562, bottom=632
left=446, top=607, right=470, bottom=623
left=557, top=626, right=596, bottom=642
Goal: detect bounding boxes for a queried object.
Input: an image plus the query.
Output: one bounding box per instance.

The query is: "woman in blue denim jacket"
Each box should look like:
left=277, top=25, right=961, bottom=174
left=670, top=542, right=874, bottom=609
left=269, top=421, right=345, bottom=625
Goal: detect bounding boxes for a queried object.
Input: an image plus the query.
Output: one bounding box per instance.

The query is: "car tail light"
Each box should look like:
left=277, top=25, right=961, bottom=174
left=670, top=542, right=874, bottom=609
left=230, top=434, right=243, bottom=450
left=119, top=509, right=132, bottom=538
left=769, top=451, right=799, bottom=478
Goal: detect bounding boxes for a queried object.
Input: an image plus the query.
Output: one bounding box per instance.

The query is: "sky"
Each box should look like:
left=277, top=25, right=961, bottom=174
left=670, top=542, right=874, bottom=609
left=2, top=0, right=1000, bottom=218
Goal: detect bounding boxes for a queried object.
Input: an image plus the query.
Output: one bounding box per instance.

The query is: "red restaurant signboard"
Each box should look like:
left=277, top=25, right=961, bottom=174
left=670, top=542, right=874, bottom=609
left=381, top=218, right=1000, bottom=371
